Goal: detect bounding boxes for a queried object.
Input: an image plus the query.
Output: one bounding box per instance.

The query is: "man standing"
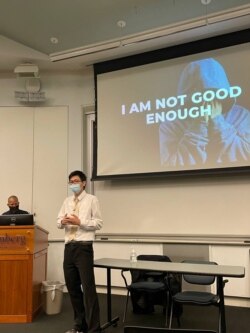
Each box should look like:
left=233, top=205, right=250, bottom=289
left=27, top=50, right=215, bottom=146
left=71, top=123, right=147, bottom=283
left=57, top=170, right=103, bottom=333
left=2, top=195, right=29, bottom=215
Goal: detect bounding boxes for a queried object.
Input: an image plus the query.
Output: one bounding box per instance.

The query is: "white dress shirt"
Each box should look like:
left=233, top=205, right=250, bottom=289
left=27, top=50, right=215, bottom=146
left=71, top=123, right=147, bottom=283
left=57, top=190, right=103, bottom=243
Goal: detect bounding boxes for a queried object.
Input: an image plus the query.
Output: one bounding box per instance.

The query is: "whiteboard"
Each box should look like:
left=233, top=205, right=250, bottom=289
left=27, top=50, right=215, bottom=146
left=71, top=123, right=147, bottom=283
left=94, top=175, right=250, bottom=237
left=32, top=107, right=68, bottom=240
left=0, top=107, right=33, bottom=214
left=0, top=107, right=68, bottom=240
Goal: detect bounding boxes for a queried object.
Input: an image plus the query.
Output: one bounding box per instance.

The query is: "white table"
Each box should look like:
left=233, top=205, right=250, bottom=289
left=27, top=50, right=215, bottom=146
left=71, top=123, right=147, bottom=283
left=94, top=258, right=245, bottom=333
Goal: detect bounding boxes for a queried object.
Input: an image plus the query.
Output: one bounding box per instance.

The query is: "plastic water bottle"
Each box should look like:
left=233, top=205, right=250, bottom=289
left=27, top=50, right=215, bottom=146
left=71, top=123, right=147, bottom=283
left=130, top=247, right=137, bottom=263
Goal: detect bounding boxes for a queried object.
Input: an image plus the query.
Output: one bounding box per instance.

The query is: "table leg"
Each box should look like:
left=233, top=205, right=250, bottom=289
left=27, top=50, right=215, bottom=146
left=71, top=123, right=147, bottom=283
left=217, top=276, right=226, bottom=333
left=100, top=267, right=119, bottom=330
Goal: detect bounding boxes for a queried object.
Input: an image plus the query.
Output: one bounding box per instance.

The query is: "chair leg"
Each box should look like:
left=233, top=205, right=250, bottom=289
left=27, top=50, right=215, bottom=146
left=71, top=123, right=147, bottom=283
left=218, top=304, right=222, bottom=333
left=165, top=303, right=168, bottom=327
left=168, top=301, right=173, bottom=328
left=177, top=315, right=181, bottom=327
left=123, top=290, right=130, bottom=322
left=165, top=291, right=169, bottom=327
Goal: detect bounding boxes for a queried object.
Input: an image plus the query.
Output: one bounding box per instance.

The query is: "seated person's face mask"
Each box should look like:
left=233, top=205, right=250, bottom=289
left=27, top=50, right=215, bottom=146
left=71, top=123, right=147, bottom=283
left=9, top=205, right=19, bottom=213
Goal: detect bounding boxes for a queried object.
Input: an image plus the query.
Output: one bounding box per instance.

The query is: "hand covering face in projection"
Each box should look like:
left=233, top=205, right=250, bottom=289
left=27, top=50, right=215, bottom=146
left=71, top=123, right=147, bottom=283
left=159, top=58, right=250, bottom=167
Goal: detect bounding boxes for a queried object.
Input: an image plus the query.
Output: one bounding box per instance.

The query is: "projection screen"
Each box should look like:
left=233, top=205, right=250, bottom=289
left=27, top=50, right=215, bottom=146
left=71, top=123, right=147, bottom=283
left=93, top=30, right=250, bottom=180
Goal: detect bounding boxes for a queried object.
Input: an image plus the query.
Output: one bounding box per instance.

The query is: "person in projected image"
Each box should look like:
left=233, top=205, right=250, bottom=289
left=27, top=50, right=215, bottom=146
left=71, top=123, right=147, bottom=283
left=159, top=58, right=250, bottom=167
left=2, top=195, right=29, bottom=215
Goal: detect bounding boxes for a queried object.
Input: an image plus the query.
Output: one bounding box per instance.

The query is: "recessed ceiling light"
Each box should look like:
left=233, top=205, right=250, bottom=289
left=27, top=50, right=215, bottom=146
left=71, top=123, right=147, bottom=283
left=117, top=20, right=126, bottom=29
left=201, top=0, right=211, bottom=4
left=50, top=37, right=59, bottom=44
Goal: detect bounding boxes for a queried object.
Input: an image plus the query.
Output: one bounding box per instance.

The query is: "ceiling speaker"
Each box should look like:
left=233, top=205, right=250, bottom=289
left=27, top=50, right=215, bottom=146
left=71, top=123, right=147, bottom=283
left=25, top=78, right=41, bottom=93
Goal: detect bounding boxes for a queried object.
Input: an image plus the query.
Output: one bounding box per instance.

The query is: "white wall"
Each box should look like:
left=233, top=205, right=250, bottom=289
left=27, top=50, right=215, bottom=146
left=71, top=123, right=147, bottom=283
left=0, top=69, right=95, bottom=284
left=94, top=175, right=250, bottom=236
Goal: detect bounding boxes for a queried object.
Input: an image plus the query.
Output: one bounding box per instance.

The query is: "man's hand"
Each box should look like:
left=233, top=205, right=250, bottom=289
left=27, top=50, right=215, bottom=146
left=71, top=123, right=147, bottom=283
left=61, top=214, right=80, bottom=226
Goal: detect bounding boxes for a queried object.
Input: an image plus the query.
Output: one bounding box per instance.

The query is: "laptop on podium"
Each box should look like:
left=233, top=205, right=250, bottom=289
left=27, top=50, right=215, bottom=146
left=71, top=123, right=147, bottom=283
left=0, top=214, right=34, bottom=226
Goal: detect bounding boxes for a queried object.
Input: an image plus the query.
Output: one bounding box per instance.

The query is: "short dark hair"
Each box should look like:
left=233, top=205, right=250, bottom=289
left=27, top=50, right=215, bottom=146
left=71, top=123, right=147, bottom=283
left=68, top=170, right=87, bottom=182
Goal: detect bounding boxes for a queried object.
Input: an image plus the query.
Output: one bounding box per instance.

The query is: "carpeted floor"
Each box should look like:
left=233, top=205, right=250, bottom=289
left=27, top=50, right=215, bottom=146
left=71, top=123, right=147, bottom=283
left=0, top=293, right=249, bottom=333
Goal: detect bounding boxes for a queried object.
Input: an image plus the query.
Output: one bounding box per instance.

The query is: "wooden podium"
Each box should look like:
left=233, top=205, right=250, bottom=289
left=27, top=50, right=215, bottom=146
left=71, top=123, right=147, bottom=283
left=0, top=225, right=49, bottom=323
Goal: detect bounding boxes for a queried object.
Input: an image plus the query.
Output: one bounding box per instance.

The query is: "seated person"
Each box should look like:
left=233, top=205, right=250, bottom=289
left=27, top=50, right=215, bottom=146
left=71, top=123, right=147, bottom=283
left=2, top=195, right=29, bottom=215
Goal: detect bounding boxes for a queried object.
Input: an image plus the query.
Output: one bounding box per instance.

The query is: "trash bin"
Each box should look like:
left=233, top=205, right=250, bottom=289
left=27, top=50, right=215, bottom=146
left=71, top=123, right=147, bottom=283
left=41, top=280, right=65, bottom=315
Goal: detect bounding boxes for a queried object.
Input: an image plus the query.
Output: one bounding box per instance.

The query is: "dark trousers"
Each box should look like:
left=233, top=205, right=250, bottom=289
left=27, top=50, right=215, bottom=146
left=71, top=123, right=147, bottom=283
left=63, top=242, right=100, bottom=333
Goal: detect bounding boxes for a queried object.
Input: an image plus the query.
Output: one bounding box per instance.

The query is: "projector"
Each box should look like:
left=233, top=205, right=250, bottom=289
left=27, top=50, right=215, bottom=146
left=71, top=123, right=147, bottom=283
left=14, top=64, right=39, bottom=78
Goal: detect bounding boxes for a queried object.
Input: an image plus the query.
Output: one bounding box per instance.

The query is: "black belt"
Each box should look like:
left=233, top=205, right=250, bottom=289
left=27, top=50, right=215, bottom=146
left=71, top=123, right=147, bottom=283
left=66, top=240, right=93, bottom=245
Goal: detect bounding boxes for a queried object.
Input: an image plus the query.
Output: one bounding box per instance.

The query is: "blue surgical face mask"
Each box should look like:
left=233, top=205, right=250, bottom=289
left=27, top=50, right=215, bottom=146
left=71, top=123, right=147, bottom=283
left=69, top=183, right=81, bottom=193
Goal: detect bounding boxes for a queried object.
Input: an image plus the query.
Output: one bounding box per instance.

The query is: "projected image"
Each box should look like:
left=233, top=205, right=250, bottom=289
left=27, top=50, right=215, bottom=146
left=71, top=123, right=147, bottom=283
left=159, top=58, right=250, bottom=167
left=95, top=35, right=250, bottom=178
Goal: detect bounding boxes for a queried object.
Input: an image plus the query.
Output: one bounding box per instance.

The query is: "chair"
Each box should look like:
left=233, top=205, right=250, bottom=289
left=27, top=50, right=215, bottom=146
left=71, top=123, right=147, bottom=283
left=168, top=260, right=228, bottom=332
left=121, top=254, right=178, bottom=324
left=124, top=326, right=217, bottom=333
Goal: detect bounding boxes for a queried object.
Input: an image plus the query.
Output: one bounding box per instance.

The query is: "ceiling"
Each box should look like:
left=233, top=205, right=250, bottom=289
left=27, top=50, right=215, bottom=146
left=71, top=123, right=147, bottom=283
left=0, top=0, right=249, bottom=73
